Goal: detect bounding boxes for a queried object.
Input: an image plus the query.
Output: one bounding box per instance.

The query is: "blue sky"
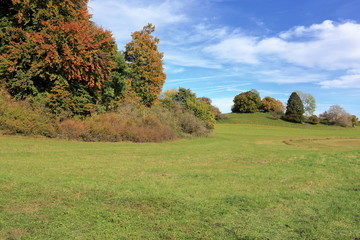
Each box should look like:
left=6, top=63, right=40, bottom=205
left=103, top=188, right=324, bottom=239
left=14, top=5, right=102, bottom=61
left=88, top=0, right=360, bottom=116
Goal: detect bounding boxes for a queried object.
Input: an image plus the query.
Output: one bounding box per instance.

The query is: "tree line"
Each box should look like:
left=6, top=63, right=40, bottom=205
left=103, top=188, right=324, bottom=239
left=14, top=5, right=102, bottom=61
left=0, top=0, right=221, bottom=141
left=231, top=90, right=359, bottom=127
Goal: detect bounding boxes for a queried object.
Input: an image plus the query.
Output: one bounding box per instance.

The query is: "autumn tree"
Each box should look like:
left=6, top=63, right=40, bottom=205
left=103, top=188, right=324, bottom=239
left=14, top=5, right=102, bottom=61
left=232, top=90, right=261, bottom=113
left=351, top=115, right=359, bottom=127
left=0, top=0, right=118, bottom=115
left=260, top=96, right=285, bottom=113
left=124, top=23, right=166, bottom=107
left=295, top=91, right=316, bottom=116
left=284, top=92, right=304, bottom=123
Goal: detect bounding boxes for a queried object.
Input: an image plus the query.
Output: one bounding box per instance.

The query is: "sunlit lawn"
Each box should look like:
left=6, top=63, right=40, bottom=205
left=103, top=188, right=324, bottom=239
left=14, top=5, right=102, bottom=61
left=1, top=113, right=359, bottom=239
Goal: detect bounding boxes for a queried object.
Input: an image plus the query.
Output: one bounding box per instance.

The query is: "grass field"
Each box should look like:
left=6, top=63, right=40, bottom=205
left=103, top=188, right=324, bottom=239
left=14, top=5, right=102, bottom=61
left=1, top=113, right=360, bottom=239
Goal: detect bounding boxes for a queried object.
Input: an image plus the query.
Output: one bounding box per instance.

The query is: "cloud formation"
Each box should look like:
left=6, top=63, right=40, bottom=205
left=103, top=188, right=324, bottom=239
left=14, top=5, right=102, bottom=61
left=88, top=0, right=187, bottom=44
left=206, top=20, right=360, bottom=70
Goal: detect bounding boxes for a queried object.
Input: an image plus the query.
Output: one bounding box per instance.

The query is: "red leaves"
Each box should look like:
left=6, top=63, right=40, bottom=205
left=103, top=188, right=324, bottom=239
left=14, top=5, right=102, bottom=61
left=1, top=0, right=117, bottom=115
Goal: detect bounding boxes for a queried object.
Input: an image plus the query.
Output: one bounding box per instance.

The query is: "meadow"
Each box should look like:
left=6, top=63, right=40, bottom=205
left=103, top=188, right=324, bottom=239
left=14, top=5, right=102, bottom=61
left=1, top=113, right=359, bottom=239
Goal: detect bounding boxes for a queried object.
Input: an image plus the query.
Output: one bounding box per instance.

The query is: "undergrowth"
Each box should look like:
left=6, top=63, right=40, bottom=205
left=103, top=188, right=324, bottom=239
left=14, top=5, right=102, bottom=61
left=0, top=89, right=211, bottom=142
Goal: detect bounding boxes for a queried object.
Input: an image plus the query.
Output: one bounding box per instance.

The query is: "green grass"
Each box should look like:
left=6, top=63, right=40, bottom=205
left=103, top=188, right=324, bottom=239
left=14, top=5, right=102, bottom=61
left=1, top=113, right=359, bottom=239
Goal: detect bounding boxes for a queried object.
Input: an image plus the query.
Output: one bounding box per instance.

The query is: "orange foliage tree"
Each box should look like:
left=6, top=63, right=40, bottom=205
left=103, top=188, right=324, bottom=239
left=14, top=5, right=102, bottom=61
left=0, top=0, right=119, bottom=115
left=124, top=23, right=166, bottom=107
left=260, top=96, right=285, bottom=113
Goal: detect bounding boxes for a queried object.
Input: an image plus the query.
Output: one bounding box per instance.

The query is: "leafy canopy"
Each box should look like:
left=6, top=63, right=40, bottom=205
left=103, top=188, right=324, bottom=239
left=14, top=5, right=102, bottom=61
left=232, top=90, right=261, bottom=113
left=0, top=0, right=120, bottom=116
left=124, top=23, right=166, bottom=107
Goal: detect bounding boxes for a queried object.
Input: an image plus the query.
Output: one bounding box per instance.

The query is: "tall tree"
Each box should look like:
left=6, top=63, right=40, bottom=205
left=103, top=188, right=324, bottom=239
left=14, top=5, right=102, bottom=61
left=124, top=23, right=166, bottom=107
left=231, top=89, right=261, bottom=113
left=0, top=0, right=118, bottom=115
left=284, top=92, right=304, bottom=123
left=295, top=91, right=316, bottom=116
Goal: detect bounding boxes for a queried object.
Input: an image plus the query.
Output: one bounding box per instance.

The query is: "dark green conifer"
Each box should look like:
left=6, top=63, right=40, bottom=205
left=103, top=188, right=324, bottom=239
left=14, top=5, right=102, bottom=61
left=284, top=92, right=304, bottom=123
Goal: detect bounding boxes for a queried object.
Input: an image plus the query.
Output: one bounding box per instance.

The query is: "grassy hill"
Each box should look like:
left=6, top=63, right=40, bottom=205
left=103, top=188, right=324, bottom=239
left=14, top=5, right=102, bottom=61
left=1, top=113, right=359, bottom=239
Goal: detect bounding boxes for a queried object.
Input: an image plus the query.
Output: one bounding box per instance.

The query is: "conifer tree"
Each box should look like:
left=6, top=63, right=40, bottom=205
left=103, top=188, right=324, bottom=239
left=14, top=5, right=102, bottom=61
left=284, top=92, right=304, bottom=123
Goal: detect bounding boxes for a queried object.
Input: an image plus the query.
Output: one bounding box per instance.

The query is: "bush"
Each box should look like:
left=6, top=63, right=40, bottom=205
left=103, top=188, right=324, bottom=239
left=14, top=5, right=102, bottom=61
left=269, top=111, right=283, bottom=120
left=0, top=88, right=212, bottom=142
left=161, top=88, right=216, bottom=130
left=59, top=111, right=176, bottom=142
left=0, top=89, right=57, bottom=137
left=308, top=115, right=320, bottom=125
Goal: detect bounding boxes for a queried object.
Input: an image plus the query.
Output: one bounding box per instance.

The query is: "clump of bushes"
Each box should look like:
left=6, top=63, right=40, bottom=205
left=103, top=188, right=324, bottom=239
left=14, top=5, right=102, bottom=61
left=0, top=88, right=213, bottom=142
left=0, top=89, right=57, bottom=137
left=58, top=111, right=176, bottom=142
left=160, top=88, right=216, bottom=130
left=308, top=115, right=320, bottom=125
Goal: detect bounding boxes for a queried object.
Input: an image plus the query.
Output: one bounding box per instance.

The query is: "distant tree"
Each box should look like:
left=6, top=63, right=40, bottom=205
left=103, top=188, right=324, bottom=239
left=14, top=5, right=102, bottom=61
left=172, top=88, right=196, bottom=103
left=351, top=115, right=359, bottom=127
left=322, top=105, right=352, bottom=127
left=284, top=92, right=304, bottom=123
left=232, top=90, right=261, bottom=113
left=260, top=96, right=285, bottom=113
left=295, top=91, right=316, bottom=116
left=124, top=23, right=166, bottom=107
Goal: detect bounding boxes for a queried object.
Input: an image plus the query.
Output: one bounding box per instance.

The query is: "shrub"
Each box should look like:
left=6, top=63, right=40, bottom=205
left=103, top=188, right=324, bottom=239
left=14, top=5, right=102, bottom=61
left=269, top=111, right=283, bottom=120
left=308, top=115, right=320, bottom=125
left=0, top=89, right=57, bottom=137
left=58, top=110, right=177, bottom=142
left=161, top=88, right=216, bottom=130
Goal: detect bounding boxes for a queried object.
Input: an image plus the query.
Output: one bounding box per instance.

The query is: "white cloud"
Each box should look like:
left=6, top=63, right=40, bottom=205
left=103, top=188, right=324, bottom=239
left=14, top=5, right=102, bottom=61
left=88, top=0, right=188, bottom=45
left=164, top=52, right=222, bottom=69
left=257, top=69, right=326, bottom=84
left=204, top=20, right=360, bottom=71
left=211, top=97, right=234, bottom=113
left=204, top=36, right=260, bottom=64
left=319, top=72, right=360, bottom=88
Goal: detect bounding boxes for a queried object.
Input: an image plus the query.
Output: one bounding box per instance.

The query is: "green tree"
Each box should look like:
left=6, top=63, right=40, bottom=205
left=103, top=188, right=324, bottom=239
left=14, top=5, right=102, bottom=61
left=162, top=88, right=215, bottom=129
left=295, top=91, right=316, bottom=116
left=124, top=23, right=166, bottom=107
left=102, top=51, right=129, bottom=110
left=284, top=92, right=304, bottom=123
left=232, top=90, right=261, bottom=113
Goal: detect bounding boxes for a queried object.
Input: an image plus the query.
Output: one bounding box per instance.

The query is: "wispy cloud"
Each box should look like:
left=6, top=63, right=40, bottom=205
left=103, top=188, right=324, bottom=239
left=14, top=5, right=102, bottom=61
left=204, top=20, right=360, bottom=71
left=319, top=72, right=360, bottom=88
left=88, top=0, right=188, bottom=45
